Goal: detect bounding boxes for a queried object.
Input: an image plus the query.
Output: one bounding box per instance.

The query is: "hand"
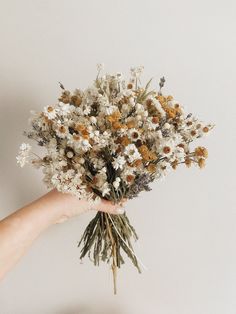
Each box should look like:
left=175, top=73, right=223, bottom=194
left=49, top=189, right=126, bottom=224
left=0, top=189, right=126, bottom=281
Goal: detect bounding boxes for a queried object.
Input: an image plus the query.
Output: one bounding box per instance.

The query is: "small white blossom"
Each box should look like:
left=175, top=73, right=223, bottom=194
left=102, top=183, right=111, bottom=197
left=90, top=116, right=97, bottom=124
left=130, top=66, right=144, bottom=78
left=124, top=144, right=141, bottom=163
left=58, top=103, right=72, bottom=116
left=81, top=139, right=92, bottom=151
left=44, top=105, right=57, bottom=119
left=66, top=151, right=74, bottom=158
left=113, top=177, right=121, bottom=190
left=56, top=125, right=69, bottom=139
left=112, top=156, right=126, bottom=170
left=16, top=143, right=32, bottom=167
left=97, top=63, right=104, bottom=72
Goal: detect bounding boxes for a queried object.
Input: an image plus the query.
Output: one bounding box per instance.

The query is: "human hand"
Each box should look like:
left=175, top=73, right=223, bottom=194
left=46, top=189, right=126, bottom=224
left=0, top=189, right=126, bottom=281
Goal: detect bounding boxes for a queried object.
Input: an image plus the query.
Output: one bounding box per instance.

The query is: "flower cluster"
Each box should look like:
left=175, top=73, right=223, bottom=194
left=17, top=66, right=213, bottom=204
left=16, top=143, right=32, bottom=167
left=17, top=66, right=214, bottom=293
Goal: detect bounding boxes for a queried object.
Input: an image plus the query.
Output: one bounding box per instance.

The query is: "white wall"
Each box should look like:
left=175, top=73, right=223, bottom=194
left=0, top=0, right=235, bottom=313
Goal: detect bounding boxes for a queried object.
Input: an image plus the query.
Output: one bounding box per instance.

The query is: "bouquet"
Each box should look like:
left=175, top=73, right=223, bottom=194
left=17, top=65, right=213, bottom=293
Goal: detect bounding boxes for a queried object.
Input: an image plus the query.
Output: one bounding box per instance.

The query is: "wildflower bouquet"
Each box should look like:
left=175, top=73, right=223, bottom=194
left=17, top=65, right=213, bottom=293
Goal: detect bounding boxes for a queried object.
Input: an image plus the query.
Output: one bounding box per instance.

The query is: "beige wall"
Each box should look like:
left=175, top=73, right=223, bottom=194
left=0, top=0, right=235, bottom=313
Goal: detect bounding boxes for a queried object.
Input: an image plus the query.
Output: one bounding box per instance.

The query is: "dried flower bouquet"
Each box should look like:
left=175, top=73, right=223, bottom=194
left=17, top=65, right=213, bottom=293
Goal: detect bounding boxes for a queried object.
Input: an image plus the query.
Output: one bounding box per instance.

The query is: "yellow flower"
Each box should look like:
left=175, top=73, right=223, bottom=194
left=147, top=163, right=156, bottom=173
left=107, top=110, right=121, bottom=123
left=58, top=90, right=71, bottom=104
left=198, top=158, right=206, bottom=169
left=75, top=123, right=86, bottom=132
left=185, top=158, right=192, bottom=168
left=71, top=95, right=82, bottom=106
left=194, top=147, right=208, bottom=158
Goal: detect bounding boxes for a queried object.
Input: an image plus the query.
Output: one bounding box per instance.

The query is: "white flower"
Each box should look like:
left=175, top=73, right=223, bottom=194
left=58, top=160, right=67, bottom=168
left=127, top=128, right=141, bottom=141
left=113, top=177, right=121, bottom=190
left=89, top=130, right=100, bottom=143
left=129, top=97, right=135, bottom=107
left=152, top=98, right=166, bottom=117
left=16, top=143, right=32, bottom=167
left=90, top=157, right=105, bottom=169
left=145, top=117, right=158, bottom=130
left=66, top=151, right=74, bottom=158
left=121, top=103, right=130, bottom=114
left=19, top=143, right=31, bottom=152
left=173, top=146, right=185, bottom=162
left=163, top=123, right=171, bottom=129
left=130, top=66, right=144, bottom=78
left=100, top=167, right=107, bottom=174
left=90, top=116, right=97, bottom=124
left=97, top=63, right=104, bottom=72
left=156, top=130, right=163, bottom=139
left=159, top=139, right=175, bottom=157
left=81, top=139, right=92, bottom=151
left=156, top=160, right=172, bottom=179
left=83, top=106, right=91, bottom=115
left=56, top=125, right=69, bottom=139
left=135, top=103, right=145, bottom=113
left=123, top=89, right=134, bottom=97
left=101, top=182, right=111, bottom=197
left=43, top=105, right=57, bottom=120
left=104, top=104, right=117, bottom=115
left=112, top=156, right=126, bottom=170
left=124, top=144, right=141, bottom=163
left=58, top=102, right=72, bottom=116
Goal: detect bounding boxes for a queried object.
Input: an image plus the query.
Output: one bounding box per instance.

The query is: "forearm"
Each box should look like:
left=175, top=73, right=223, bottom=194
left=0, top=190, right=81, bottom=281
left=0, top=189, right=123, bottom=281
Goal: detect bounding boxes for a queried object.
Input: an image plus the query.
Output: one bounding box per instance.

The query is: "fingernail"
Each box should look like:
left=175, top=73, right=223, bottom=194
left=116, top=208, right=125, bottom=214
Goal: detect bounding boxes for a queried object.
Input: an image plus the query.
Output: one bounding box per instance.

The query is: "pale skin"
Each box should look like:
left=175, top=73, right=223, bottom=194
left=0, top=189, right=125, bottom=281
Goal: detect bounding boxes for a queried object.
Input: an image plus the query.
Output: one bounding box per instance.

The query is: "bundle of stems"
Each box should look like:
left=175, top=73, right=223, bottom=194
left=78, top=211, right=141, bottom=294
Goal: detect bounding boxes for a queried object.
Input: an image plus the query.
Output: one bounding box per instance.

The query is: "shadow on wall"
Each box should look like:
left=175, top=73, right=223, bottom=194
left=57, top=304, right=123, bottom=314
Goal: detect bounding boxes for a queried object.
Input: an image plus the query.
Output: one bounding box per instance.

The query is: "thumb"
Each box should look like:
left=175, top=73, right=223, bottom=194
left=95, top=199, right=125, bottom=215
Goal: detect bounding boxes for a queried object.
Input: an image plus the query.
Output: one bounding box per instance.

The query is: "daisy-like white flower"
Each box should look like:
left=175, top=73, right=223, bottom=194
left=127, top=128, right=141, bottom=141
left=112, top=155, right=126, bottom=170
left=83, top=106, right=91, bottom=115
left=152, top=98, right=166, bottom=117
left=158, top=139, right=175, bottom=158
left=101, top=182, right=111, bottom=197
left=58, top=102, right=72, bottom=116
left=90, top=116, right=97, bottom=124
left=16, top=143, right=32, bottom=167
left=173, top=146, right=185, bottom=162
left=19, top=143, right=31, bottom=151
left=89, top=130, right=100, bottom=143
left=81, top=139, right=92, bottom=152
left=113, top=177, right=121, bottom=190
left=56, top=125, right=69, bottom=139
left=44, top=105, right=57, bottom=120
left=130, top=66, right=144, bottom=78
left=156, top=160, right=172, bottom=179
left=124, top=144, right=141, bottom=163
left=104, top=104, right=117, bottom=115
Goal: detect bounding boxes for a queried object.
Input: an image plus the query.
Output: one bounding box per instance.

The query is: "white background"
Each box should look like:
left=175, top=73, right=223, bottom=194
left=0, top=0, right=236, bottom=313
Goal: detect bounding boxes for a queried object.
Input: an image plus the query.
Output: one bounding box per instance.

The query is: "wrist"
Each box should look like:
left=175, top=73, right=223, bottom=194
left=41, top=189, right=87, bottom=225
